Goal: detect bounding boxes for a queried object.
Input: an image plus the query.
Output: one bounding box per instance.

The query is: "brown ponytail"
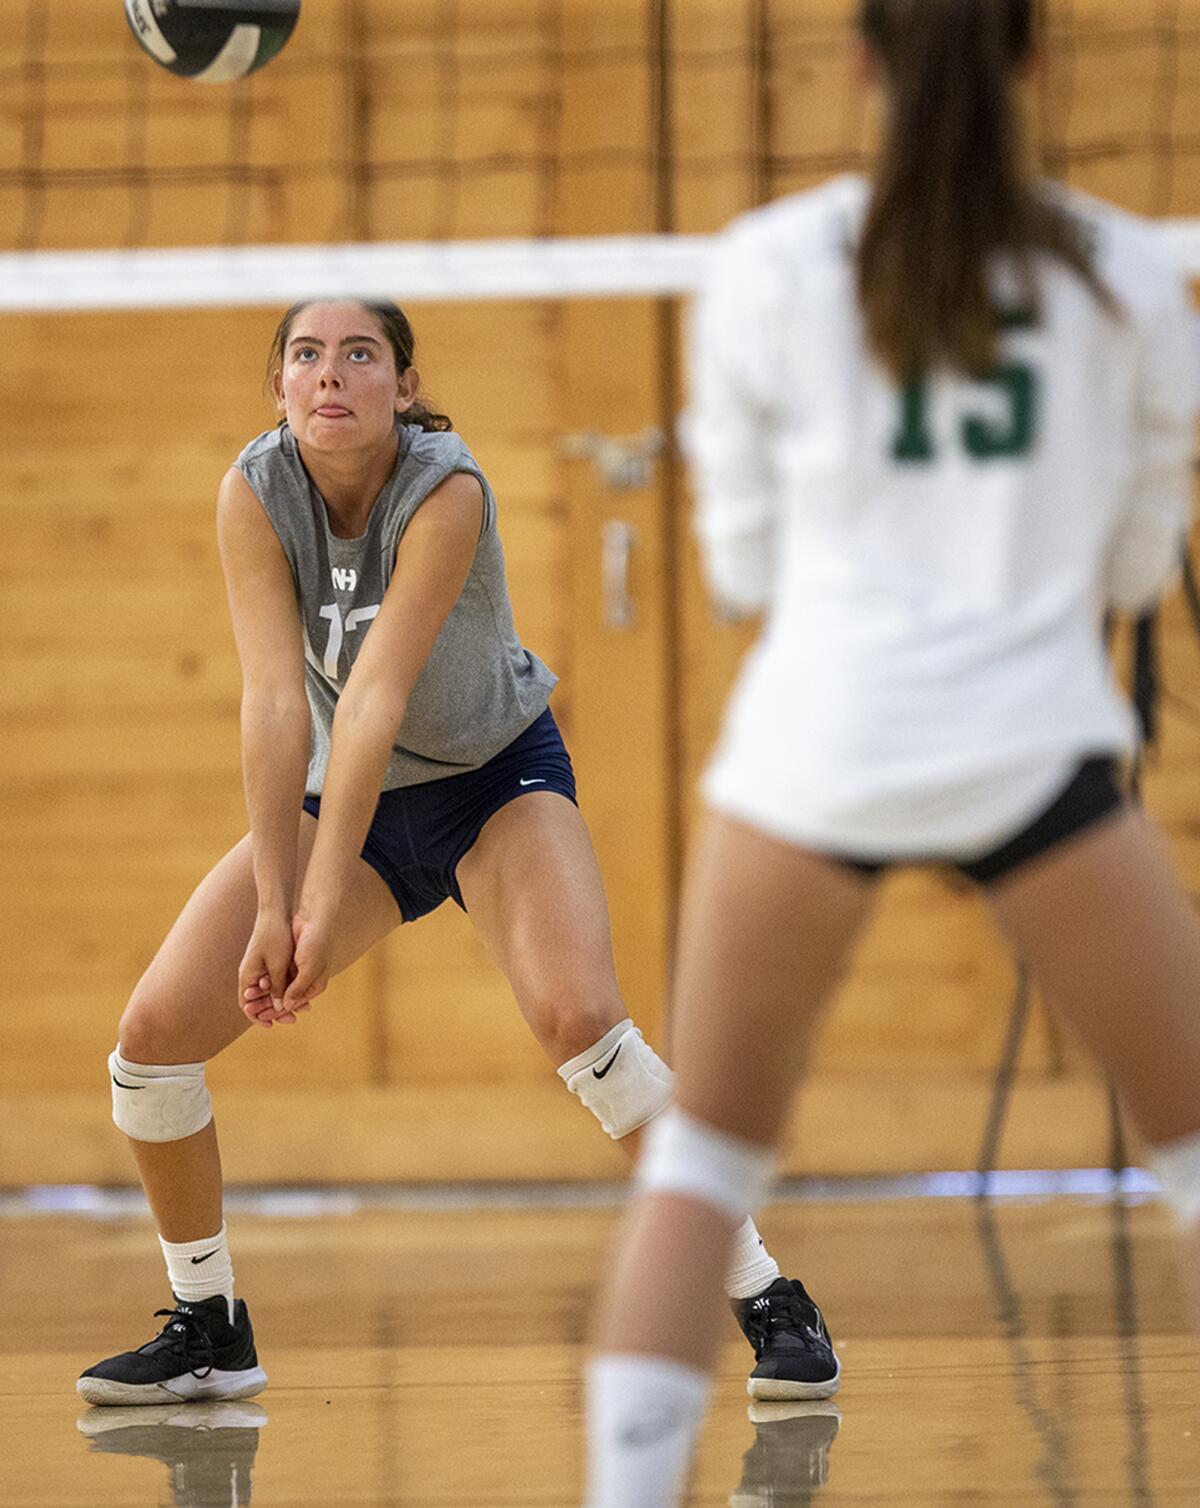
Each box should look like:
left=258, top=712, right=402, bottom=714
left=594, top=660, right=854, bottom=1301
left=858, top=0, right=1114, bottom=379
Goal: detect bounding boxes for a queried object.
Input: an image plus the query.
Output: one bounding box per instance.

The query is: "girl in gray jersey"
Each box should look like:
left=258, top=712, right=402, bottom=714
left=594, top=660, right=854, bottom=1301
left=77, top=298, right=834, bottom=1409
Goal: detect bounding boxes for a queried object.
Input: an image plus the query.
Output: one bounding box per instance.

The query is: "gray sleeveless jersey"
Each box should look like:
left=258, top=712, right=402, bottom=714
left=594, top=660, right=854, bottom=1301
left=236, top=422, right=557, bottom=793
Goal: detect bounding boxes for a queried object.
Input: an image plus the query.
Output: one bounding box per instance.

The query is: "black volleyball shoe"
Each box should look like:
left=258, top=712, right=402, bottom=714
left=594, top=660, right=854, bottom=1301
left=77, top=1296, right=267, bottom=1407
left=730, top=1400, right=842, bottom=1505
left=733, top=1278, right=841, bottom=1401
left=77, top=1400, right=267, bottom=1508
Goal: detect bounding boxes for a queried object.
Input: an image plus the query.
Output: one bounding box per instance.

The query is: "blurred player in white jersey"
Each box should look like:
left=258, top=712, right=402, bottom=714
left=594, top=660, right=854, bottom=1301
left=586, top=0, right=1200, bottom=1502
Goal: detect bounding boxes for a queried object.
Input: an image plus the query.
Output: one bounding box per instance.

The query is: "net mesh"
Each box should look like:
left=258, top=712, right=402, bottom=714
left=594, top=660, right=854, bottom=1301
left=2, top=1, right=1200, bottom=301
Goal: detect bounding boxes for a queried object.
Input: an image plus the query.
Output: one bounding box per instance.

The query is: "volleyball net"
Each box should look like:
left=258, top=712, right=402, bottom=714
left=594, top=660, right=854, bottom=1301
left=4, top=1, right=1200, bottom=307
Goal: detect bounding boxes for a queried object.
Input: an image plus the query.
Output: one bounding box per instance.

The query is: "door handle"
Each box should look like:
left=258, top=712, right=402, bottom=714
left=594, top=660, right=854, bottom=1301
left=601, top=519, right=636, bottom=629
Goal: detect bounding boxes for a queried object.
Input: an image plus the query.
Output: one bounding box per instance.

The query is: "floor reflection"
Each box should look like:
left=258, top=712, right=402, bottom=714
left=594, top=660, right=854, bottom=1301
left=729, top=1400, right=841, bottom=1505
left=77, top=1400, right=267, bottom=1507
left=974, top=1188, right=1157, bottom=1507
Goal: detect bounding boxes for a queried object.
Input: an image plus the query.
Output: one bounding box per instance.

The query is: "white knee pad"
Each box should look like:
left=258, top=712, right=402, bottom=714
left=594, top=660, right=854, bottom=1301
left=109, top=1046, right=213, bottom=1143
left=1147, top=1129, right=1200, bottom=1228
left=636, top=1106, right=775, bottom=1222
left=557, top=1020, right=673, bottom=1140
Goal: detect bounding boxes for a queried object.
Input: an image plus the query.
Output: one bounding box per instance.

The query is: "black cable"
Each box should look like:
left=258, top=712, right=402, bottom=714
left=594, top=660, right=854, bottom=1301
left=977, top=963, right=1033, bottom=1180
left=1132, top=611, right=1161, bottom=752
left=973, top=1199, right=1077, bottom=1506
left=1108, top=1188, right=1157, bottom=1505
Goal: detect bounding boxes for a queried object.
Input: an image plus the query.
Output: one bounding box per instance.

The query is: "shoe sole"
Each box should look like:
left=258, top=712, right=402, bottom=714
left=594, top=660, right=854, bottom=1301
left=77, top=1401, right=270, bottom=1434
left=747, top=1399, right=842, bottom=1425
left=76, top=1366, right=268, bottom=1408
left=746, top=1364, right=840, bottom=1402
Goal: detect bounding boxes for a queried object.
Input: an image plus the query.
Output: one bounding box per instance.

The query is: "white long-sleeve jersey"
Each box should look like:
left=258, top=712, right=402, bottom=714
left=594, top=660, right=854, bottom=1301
left=690, top=175, right=1197, bottom=857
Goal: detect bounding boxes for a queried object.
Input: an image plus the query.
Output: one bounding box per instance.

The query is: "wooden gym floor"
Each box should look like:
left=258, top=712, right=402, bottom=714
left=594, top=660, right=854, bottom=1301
left=3, top=1189, right=1198, bottom=1505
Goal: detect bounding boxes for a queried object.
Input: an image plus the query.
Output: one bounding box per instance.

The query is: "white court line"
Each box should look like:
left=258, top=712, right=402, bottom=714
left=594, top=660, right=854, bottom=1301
left=0, top=1167, right=1160, bottom=1219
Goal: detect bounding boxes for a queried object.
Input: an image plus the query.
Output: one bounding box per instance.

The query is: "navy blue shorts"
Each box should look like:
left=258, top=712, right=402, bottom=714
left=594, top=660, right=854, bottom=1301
left=302, top=706, right=577, bottom=922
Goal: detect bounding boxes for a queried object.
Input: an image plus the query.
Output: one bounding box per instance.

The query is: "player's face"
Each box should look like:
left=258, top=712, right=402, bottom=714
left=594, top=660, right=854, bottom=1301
left=274, top=301, right=418, bottom=452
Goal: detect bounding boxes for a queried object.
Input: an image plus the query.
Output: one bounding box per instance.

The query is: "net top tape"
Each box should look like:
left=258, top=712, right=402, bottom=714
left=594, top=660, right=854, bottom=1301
left=0, top=236, right=713, bottom=312
left=1, top=224, right=1199, bottom=312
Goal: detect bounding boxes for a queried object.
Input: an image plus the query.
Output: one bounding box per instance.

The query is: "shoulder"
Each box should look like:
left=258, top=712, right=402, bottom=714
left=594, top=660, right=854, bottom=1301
left=1047, top=183, right=1185, bottom=309
left=400, top=425, right=479, bottom=476
left=712, top=175, right=868, bottom=268
left=702, top=175, right=867, bottom=319
left=234, top=424, right=302, bottom=492
left=388, top=426, right=493, bottom=537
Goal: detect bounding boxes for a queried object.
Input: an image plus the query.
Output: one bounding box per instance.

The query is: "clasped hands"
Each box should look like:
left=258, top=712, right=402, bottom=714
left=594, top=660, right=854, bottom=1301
left=238, top=908, right=333, bottom=1027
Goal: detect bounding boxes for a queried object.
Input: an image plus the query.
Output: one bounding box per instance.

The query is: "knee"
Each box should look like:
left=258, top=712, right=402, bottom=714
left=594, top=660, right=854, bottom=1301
left=109, top=1043, right=213, bottom=1144
left=526, top=991, right=627, bottom=1067
left=118, top=979, right=186, bottom=1065
left=556, top=1018, right=674, bottom=1140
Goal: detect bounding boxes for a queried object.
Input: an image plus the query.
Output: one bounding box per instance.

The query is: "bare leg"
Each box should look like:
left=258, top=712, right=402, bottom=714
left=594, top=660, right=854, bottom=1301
left=586, top=812, right=874, bottom=1508
left=984, top=806, right=1200, bottom=1146
left=133, top=1125, right=227, bottom=1245
left=461, top=794, right=798, bottom=1323
left=456, top=792, right=628, bottom=1066
left=119, top=812, right=399, bottom=1242
left=596, top=810, right=877, bottom=1370
left=458, top=795, right=663, bottom=1173
left=984, top=806, right=1200, bottom=1319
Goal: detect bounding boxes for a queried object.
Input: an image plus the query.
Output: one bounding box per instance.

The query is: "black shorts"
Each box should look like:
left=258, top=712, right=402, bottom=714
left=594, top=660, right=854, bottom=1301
left=302, top=706, right=577, bottom=922
left=840, top=757, right=1126, bottom=887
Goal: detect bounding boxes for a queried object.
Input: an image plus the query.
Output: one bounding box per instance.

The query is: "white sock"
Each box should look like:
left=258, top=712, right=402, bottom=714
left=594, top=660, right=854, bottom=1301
left=585, top=1353, right=710, bottom=1508
left=159, top=1222, right=234, bottom=1322
left=725, top=1216, right=781, bottom=1300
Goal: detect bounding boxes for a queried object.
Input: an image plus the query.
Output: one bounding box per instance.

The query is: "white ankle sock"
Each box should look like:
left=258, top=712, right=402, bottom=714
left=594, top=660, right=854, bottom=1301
left=725, top=1216, right=781, bottom=1300
left=585, top=1353, right=710, bottom=1508
left=159, top=1222, right=234, bottom=1322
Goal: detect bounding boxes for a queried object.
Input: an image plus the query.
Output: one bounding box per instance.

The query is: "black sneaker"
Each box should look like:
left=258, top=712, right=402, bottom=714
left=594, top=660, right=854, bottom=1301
left=77, top=1296, right=267, bottom=1407
left=732, top=1278, right=840, bottom=1401
left=77, top=1400, right=267, bottom=1507
left=730, top=1400, right=842, bottom=1505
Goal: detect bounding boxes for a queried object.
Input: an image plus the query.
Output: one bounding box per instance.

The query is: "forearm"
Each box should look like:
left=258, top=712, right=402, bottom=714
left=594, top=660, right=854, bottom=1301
left=299, top=696, right=403, bottom=918
left=241, top=695, right=311, bottom=912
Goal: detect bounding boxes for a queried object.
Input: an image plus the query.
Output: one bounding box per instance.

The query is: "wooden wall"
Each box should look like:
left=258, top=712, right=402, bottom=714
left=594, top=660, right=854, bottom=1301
left=1, top=0, right=1198, bottom=1184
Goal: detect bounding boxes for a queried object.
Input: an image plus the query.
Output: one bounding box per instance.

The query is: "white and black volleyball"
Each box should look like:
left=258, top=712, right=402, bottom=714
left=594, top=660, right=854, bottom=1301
left=123, top=0, right=301, bottom=83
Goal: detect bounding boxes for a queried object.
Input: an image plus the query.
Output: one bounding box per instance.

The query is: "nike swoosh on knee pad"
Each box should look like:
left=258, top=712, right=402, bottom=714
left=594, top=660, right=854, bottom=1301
left=593, top=1045, right=622, bottom=1079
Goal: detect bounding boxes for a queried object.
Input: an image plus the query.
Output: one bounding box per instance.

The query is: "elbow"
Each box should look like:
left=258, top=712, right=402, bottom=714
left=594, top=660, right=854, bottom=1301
left=709, top=574, right=768, bottom=620
left=1106, top=561, right=1182, bottom=616
left=242, top=688, right=309, bottom=724
left=1105, top=517, right=1188, bottom=615
left=700, top=526, right=774, bottom=620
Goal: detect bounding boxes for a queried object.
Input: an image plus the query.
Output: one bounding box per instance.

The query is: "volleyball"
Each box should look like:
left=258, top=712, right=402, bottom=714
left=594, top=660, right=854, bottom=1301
left=123, top=1, right=300, bottom=83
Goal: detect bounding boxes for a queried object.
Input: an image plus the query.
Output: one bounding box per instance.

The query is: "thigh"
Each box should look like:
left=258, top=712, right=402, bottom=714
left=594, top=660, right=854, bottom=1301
left=985, top=805, right=1200, bottom=1145
left=124, top=811, right=399, bottom=1062
left=455, top=792, right=626, bottom=1057
left=668, top=809, right=877, bottom=1147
